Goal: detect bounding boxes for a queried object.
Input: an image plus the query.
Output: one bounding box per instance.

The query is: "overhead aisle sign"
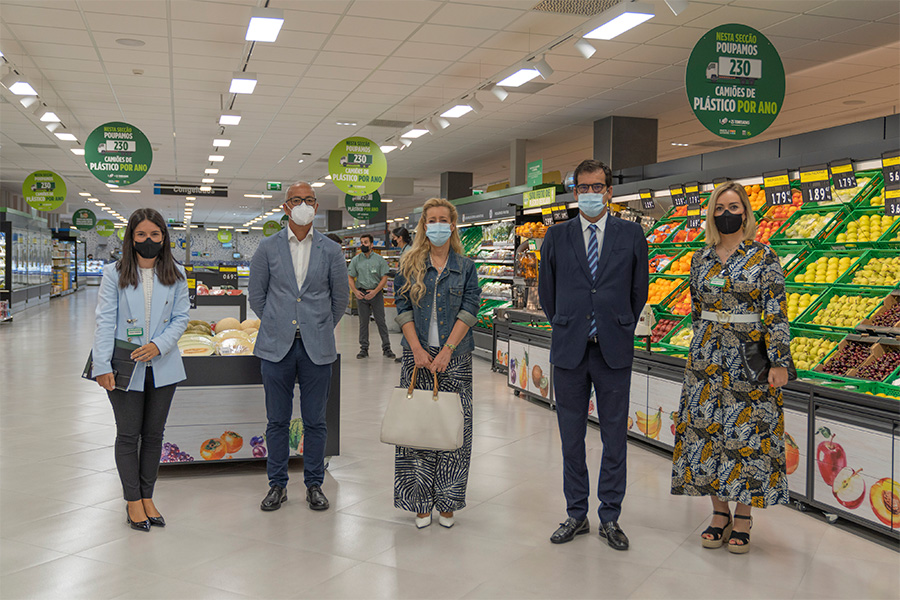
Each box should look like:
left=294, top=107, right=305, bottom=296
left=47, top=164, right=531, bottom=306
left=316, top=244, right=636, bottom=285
left=328, top=137, right=386, bottom=196
left=85, top=122, right=152, bottom=186
left=686, top=24, right=784, bottom=140
left=23, top=170, right=66, bottom=211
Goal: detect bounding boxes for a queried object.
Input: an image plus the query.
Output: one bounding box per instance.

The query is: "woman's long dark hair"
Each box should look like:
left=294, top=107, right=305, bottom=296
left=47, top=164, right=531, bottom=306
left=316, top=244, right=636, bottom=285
left=392, top=226, right=411, bottom=246
left=116, top=208, right=184, bottom=288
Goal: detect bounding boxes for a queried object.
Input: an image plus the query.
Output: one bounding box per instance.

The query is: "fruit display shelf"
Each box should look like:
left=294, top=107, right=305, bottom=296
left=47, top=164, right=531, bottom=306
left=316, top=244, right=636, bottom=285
left=770, top=245, right=809, bottom=277
left=661, top=219, right=705, bottom=247
left=769, top=204, right=848, bottom=247
left=646, top=220, right=682, bottom=245
left=648, top=249, right=680, bottom=275
left=834, top=250, right=900, bottom=289
left=786, top=249, right=867, bottom=286
left=815, top=335, right=879, bottom=379
left=847, top=340, right=900, bottom=384
left=647, top=275, right=688, bottom=308
left=857, top=292, right=900, bottom=336
left=648, top=313, right=689, bottom=345
left=744, top=183, right=768, bottom=214
left=659, top=319, right=694, bottom=348
left=824, top=207, right=899, bottom=249
left=757, top=188, right=804, bottom=245
left=790, top=325, right=846, bottom=373
left=656, top=248, right=697, bottom=277
left=868, top=382, right=900, bottom=400
left=785, top=284, right=830, bottom=322
left=795, top=286, right=888, bottom=333
left=662, top=286, right=693, bottom=316
left=662, top=194, right=710, bottom=220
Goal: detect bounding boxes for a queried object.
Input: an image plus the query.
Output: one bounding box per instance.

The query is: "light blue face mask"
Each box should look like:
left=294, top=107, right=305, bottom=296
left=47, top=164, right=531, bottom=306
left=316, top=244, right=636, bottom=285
left=578, top=192, right=607, bottom=218
left=426, top=222, right=452, bottom=247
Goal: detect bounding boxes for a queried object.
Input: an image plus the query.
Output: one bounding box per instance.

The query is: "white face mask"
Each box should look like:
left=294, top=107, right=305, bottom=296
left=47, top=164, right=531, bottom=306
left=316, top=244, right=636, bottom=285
left=290, top=203, right=315, bottom=226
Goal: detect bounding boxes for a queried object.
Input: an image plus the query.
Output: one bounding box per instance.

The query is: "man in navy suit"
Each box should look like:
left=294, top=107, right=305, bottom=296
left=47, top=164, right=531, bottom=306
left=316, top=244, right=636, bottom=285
left=538, top=159, right=649, bottom=550
left=250, top=182, right=349, bottom=513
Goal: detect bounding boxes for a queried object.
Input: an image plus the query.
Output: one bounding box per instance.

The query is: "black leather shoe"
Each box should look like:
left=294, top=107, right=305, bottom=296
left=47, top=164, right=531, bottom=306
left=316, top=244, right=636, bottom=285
left=394, top=357, right=402, bottom=363
left=126, top=509, right=151, bottom=532
left=384, top=349, right=396, bottom=359
left=357, top=349, right=368, bottom=359
left=599, top=521, right=629, bottom=551
left=147, top=515, right=166, bottom=528
left=550, top=517, right=589, bottom=544
left=306, top=484, right=329, bottom=511
left=260, top=486, right=287, bottom=511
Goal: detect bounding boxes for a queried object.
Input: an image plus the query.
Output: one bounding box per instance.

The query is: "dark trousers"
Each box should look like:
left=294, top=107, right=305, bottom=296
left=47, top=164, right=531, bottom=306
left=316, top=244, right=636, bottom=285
left=260, top=337, right=331, bottom=489
left=107, top=368, right=176, bottom=501
left=357, top=290, right=391, bottom=351
left=553, top=343, right=630, bottom=523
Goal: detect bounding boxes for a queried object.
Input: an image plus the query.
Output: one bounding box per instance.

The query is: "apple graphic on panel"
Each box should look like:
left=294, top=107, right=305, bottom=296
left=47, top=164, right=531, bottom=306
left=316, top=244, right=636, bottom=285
left=815, top=429, right=847, bottom=486
left=832, top=467, right=866, bottom=510
left=785, top=432, right=800, bottom=475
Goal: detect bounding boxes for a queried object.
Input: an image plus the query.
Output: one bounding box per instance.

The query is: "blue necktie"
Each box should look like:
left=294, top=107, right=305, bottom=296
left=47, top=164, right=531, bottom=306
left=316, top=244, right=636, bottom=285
left=588, top=224, right=598, bottom=338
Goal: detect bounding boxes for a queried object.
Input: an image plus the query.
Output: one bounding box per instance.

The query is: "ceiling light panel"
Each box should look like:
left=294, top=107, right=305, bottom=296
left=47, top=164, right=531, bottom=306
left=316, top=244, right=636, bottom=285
left=441, top=105, right=474, bottom=118
left=246, top=7, right=284, bottom=42
left=583, top=1, right=655, bottom=40
left=219, top=113, right=241, bottom=125
left=497, top=69, right=540, bottom=88
left=213, top=139, right=231, bottom=147
left=229, top=72, right=258, bottom=94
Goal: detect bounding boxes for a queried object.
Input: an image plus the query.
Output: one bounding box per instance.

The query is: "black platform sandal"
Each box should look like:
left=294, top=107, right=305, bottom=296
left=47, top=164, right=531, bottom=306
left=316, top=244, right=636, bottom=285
left=728, top=514, right=753, bottom=554
left=701, top=510, right=732, bottom=549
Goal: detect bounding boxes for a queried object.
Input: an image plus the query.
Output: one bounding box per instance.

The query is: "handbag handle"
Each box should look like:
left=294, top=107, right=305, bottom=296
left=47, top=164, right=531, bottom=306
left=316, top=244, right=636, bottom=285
left=407, top=366, right=440, bottom=401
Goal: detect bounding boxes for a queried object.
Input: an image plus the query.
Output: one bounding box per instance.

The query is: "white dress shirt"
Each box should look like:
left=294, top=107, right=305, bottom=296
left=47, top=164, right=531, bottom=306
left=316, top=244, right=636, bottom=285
left=287, top=225, right=313, bottom=291
left=579, top=210, right=608, bottom=258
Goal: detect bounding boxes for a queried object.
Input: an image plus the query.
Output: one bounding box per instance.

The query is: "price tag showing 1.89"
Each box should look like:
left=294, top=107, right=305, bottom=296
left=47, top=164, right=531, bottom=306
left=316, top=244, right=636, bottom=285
left=799, top=164, right=832, bottom=204
left=763, top=169, right=792, bottom=206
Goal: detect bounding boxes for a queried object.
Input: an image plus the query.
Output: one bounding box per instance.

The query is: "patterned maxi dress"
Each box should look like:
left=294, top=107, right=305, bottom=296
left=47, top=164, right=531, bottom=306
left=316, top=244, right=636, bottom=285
left=670, top=241, right=792, bottom=508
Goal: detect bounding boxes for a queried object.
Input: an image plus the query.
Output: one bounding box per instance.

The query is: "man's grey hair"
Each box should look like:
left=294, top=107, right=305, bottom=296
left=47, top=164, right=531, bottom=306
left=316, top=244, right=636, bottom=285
left=285, top=181, right=315, bottom=202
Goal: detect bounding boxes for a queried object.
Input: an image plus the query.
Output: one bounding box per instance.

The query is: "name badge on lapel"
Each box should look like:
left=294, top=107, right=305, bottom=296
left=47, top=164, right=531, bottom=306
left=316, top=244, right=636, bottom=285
left=709, top=276, right=726, bottom=288
left=126, top=327, right=144, bottom=337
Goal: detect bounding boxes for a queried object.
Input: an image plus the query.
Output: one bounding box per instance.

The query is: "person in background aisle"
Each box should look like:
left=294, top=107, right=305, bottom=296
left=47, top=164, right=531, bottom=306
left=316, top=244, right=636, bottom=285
left=391, top=226, right=412, bottom=258
left=92, top=208, right=189, bottom=532
left=671, top=181, right=792, bottom=554
left=326, top=233, right=343, bottom=245
left=538, top=159, right=649, bottom=551
left=391, top=227, right=413, bottom=363
left=393, top=198, right=481, bottom=529
left=249, top=182, right=349, bottom=514
left=348, top=234, right=395, bottom=360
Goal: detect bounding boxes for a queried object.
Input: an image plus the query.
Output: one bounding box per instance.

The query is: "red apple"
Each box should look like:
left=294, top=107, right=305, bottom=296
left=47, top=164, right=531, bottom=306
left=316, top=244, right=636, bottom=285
left=816, top=429, right=847, bottom=486
left=832, top=467, right=865, bottom=510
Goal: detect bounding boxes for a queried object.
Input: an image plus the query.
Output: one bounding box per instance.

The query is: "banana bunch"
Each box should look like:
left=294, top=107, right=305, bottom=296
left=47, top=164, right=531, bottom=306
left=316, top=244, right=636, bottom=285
left=636, top=407, right=663, bottom=439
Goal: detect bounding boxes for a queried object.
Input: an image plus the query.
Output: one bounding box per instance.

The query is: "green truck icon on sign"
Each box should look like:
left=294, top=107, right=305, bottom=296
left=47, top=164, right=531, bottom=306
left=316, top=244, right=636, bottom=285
left=707, top=57, right=761, bottom=85
left=339, top=153, right=373, bottom=167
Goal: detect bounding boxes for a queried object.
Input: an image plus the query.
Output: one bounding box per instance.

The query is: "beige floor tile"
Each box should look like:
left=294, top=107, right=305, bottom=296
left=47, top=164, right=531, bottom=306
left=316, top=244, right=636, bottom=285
left=299, top=561, right=479, bottom=599
left=0, top=538, right=67, bottom=576
left=0, top=489, right=85, bottom=525
left=0, top=555, right=156, bottom=599
left=273, top=512, right=418, bottom=560
left=794, top=552, right=900, bottom=599
left=3, top=506, right=142, bottom=554
left=110, top=577, right=251, bottom=599
left=628, top=566, right=798, bottom=599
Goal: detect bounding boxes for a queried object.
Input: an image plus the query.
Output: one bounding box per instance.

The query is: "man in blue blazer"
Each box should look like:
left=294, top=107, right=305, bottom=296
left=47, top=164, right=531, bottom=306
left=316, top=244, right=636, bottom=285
left=538, top=159, right=649, bottom=550
left=249, top=182, right=349, bottom=513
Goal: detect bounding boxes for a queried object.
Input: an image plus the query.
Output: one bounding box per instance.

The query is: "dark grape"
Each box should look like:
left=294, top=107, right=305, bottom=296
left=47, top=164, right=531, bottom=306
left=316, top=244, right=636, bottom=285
left=823, top=341, right=872, bottom=375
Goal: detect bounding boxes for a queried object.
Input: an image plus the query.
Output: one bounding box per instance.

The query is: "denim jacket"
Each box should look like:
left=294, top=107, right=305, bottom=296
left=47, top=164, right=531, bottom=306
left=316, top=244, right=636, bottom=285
left=394, top=251, right=481, bottom=357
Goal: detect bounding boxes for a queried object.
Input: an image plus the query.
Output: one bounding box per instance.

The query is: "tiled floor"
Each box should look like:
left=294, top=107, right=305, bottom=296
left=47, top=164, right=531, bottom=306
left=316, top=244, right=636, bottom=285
left=1, top=288, right=898, bottom=599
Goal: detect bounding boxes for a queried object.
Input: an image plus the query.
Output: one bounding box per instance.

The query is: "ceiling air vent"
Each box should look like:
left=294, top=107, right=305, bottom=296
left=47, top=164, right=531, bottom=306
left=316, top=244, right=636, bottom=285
left=18, top=142, right=60, bottom=149
left=531, top=0, right=618, bottom=16
left=367, top=119, right=412, bottom=129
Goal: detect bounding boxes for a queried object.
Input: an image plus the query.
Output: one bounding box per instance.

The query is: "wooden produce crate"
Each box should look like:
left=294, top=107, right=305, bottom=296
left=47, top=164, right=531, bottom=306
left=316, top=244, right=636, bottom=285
left=857, top=291, right=900, bottom=335
left=846, top=340, right=900, bottom=384
left=815, top=335, right=879, bottom=379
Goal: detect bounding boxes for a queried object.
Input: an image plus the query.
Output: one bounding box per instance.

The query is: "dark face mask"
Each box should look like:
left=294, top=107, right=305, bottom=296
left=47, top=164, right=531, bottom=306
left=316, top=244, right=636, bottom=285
left=391, top=239, right=398, bottom=247
left=714, top=210, right=744, bottom=235
left=134, top=238, right=163, bottom=259
left=361, top=244, right=371, bottom=253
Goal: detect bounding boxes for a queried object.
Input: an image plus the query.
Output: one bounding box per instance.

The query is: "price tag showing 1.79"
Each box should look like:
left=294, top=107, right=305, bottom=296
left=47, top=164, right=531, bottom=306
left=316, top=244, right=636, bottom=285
left=799, top=164, right=832, bottom=204
left=829, top=159, right=857, bottom=190
left=763, top=169, right=792, bottom=206
left=639, top=189, right=654, bottom=210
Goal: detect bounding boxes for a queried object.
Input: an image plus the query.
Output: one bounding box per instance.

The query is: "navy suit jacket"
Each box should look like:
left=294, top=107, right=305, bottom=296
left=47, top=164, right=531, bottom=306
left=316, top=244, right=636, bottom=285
left=538, top=214, right=649, bottom=370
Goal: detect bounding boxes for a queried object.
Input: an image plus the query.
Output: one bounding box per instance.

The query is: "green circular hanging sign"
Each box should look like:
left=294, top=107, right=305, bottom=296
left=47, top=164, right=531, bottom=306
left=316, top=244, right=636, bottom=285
left=262, top=220, right=282, bottom=237
left=217, top=229, right=233, bottom=243
left=96, top=219, right=116, bottom=237
left=72, top=208, right=96, bottom=231
left=116, top=227, right=126, bottom=240
left=328, top=137, right=386, bottom=196
left=23, top=170, right=67, bottom=211
left=685, top=24, right=784, bottom=140
left=344, top=190, right=381, bottom=220
left=84, top=121, right=153, bottom=186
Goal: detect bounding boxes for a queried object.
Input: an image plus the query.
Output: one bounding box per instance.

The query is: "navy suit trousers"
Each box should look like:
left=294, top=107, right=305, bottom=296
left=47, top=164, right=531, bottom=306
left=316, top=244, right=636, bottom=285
left=554, top=343, right=630, bottom=523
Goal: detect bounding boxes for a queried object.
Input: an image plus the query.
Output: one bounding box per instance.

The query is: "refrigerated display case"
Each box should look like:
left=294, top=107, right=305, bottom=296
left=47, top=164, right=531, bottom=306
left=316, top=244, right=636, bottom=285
left=0, top=208, right=53, bottom=314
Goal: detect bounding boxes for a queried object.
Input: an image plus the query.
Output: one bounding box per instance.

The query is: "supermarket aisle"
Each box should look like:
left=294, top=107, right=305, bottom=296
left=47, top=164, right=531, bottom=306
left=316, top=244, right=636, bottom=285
left=1, top=288, right=898, bottom=600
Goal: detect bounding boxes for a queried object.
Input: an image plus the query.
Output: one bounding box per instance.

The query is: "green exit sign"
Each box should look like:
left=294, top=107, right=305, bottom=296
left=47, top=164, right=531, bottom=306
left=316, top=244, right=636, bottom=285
left=267, top=182, right=282, bottom=191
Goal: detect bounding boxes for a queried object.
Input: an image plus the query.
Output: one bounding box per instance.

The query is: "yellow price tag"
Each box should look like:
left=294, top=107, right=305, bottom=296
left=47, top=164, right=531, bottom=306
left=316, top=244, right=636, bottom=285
left=763, top=174, right=790, bottom=187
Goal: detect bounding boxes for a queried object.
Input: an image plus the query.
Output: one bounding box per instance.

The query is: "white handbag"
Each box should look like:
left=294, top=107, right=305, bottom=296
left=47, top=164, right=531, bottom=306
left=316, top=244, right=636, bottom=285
left=380, top=366, right=464, bottom=451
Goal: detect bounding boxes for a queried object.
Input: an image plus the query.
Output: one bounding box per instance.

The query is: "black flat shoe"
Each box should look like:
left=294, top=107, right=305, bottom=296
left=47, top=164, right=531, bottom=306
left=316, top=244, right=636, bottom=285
left=306, top=484, right=329, bottom=511
left=550, top=517, right=589, bottom=544
left=357, top=349, right=368, bottom=359
left=147, top=515, right=166, bottom=528
left=599, top=520, right=629, bottom=551
left=126, top=509, right=151, bottom=532
left=384, top=349, right=396, bottom=359
left=260, top=486, right=287, bottom=511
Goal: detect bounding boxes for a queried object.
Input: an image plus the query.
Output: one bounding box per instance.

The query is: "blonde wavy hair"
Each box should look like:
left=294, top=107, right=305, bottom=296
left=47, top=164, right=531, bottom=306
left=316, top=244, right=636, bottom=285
left=398, top=198, right=464, bottom=305
left=705, top=181, right=757, bottom=246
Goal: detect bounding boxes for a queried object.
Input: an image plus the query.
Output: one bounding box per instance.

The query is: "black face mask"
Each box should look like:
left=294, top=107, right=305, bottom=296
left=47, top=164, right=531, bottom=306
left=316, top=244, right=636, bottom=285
left=391, top=239, right=398, bottom=247
left=361, top=244, right=371, bottom=254
left=134, top=239, right=163, bottom=259
left=714, top=210, right=744, bottom=235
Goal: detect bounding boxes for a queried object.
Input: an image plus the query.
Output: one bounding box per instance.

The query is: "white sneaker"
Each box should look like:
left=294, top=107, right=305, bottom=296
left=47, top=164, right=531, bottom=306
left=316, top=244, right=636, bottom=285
left=438, top=514, right=455, bottom=528
left=415, top=514, right=432, bottom=529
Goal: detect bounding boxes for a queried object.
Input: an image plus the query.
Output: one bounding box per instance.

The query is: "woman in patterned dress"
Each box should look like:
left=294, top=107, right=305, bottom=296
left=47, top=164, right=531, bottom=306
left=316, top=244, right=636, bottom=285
left=392, top=198, right=481, bottom=529
left=670, top=181, right=792, bottom=554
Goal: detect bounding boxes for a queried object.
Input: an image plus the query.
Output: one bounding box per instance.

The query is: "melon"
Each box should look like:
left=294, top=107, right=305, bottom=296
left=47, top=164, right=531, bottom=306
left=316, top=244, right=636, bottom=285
left=213, top=329, right=250, bottom=343
left=216, top=337, right=254, bottom=356
left=189, top=319, right=210, bottom=328
left=214, top=317, right=241, bottom=333
left=178, top=334, right=215, bottom=356
left=185, top=324, right=212, bottom=336
left=241, top=318, right=261, bottom=330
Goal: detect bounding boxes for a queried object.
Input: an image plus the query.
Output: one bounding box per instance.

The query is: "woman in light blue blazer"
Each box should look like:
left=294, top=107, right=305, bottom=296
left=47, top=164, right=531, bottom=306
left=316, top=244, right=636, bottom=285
left=92, top=208, right=189, bottom=532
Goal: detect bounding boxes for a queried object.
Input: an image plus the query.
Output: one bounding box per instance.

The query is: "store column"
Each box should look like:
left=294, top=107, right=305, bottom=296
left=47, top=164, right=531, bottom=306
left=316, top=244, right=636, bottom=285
left=510, top=139, right=527, bottom=187
left=327, top=210, right=342, bottom=232
left=440, top=171, right=473, bottom=201
left=593, top=116, right=657, bottom=171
